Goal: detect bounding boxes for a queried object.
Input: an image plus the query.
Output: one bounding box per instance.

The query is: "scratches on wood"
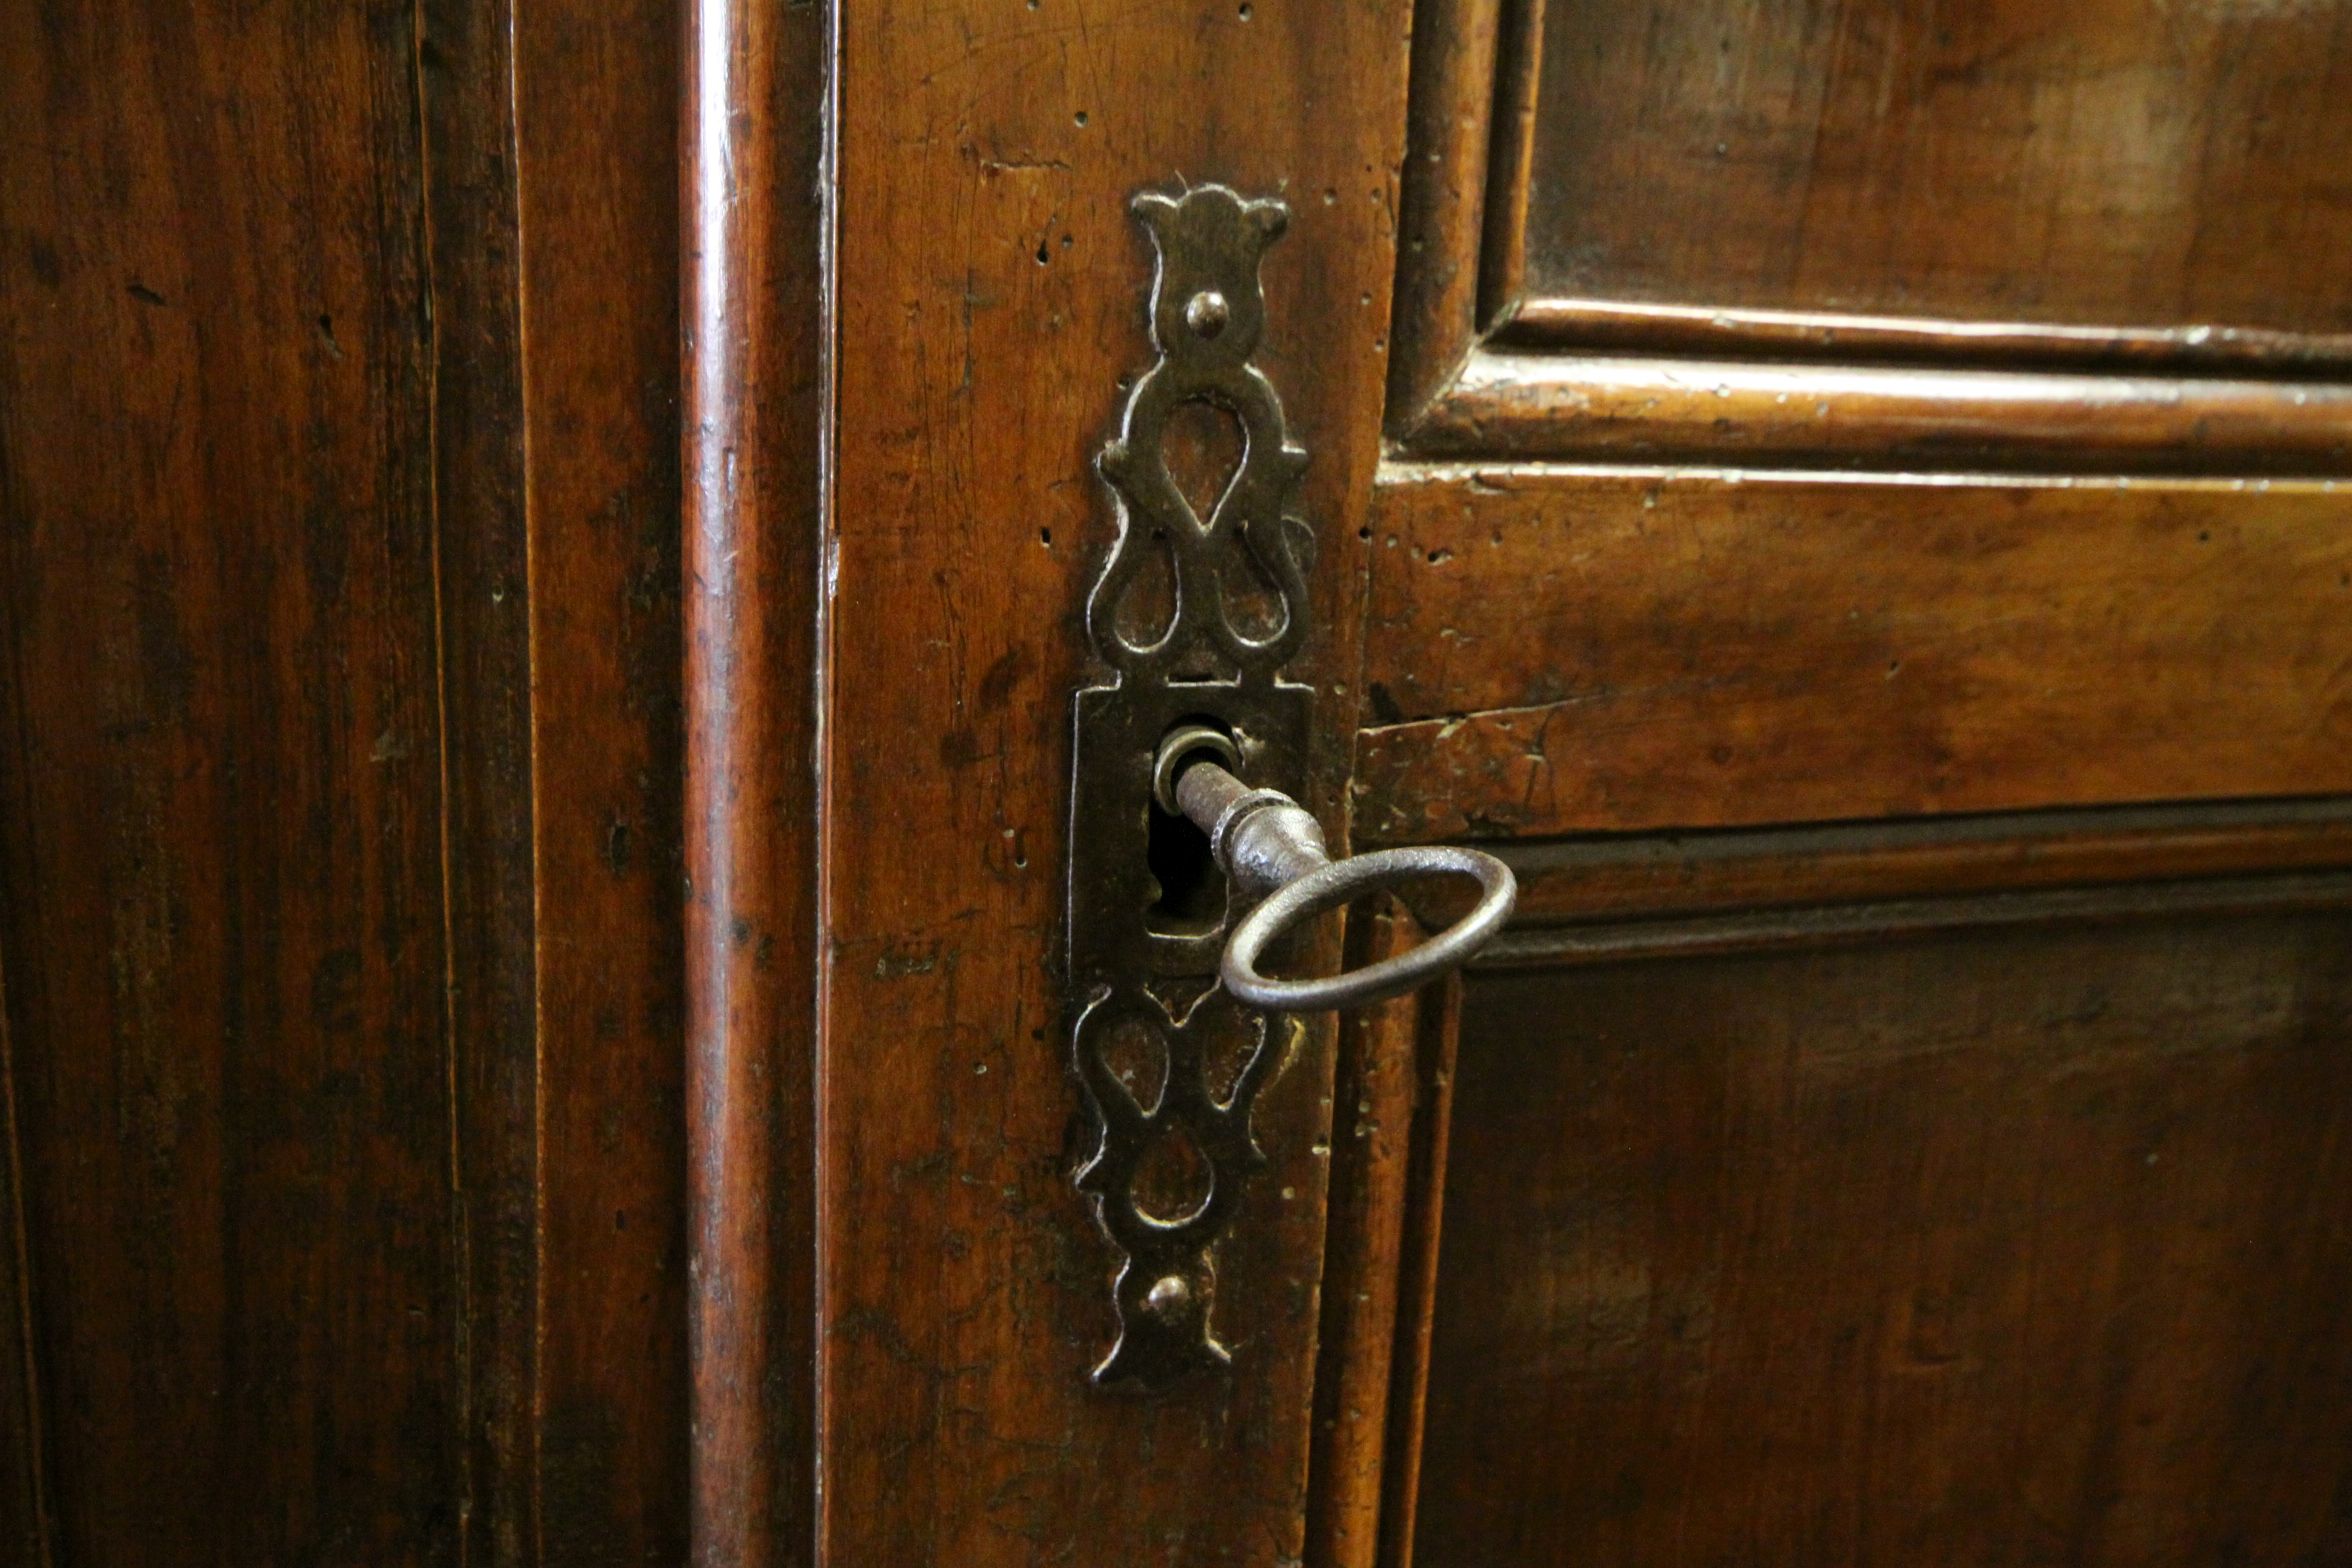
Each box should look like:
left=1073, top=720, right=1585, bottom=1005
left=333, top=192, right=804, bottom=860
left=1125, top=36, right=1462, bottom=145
left=1354, top=469, right=2352, bottom=843
left=418, top=0, right=542, bottom=1557
left=0, top=3, right=457, bottom=1558
left=819, top=0, right=1414, bottom=1559
left=0, top=943, right=52, bottom=1566
left=516, top=0, right=692, bottom=1557
left=0, top=0, right=692, bottom=1558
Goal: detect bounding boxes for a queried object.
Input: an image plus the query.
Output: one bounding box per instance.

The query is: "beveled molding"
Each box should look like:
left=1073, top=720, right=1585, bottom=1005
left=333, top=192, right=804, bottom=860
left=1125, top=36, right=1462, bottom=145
left=1386, top=0, right=2352, bottom=474
left=1358, top=797, right=2352, bottom=958
left=1300, top=798, right=2352, bottom=1568
left=1468, top=797, right=2352, bottom=967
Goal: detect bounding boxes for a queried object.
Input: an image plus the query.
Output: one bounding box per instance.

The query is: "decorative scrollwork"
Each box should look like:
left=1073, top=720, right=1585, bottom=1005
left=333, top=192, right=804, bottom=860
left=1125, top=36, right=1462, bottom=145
left=1070, top=986, right=1294, bottom=1382
left=1067, top=182, right=1313, bottom=1387
left=1088, top=187, right=1312, bottom=679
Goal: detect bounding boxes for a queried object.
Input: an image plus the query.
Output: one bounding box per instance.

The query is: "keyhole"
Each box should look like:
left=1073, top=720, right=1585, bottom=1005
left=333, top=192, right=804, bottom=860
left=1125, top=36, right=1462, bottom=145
left=1145, top=794, right=1222, bottom=936
left=1144, top=720, right=1235, bottom=938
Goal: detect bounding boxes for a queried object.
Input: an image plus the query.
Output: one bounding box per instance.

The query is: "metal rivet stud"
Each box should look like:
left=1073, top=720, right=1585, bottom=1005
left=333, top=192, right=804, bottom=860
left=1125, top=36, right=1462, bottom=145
left=1144, top=1274, right=1193, bottom=1316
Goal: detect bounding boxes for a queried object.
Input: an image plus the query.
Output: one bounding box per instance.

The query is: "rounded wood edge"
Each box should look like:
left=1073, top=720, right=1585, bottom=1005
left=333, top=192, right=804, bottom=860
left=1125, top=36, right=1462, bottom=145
left=1304, top=901, right=1461, bottom=1568
left=682, top=0, right=829, bottom=1561
left=1499, top=297, right=2352, bottom=377
left=1385, top=0, right=1507, bottom=434
left=1400, top=349, right=2352, bottom=475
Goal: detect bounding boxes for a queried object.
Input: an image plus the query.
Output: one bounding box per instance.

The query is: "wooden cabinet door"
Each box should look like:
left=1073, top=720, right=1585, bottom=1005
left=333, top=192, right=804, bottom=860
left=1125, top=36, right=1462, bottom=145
left=770, top=0, right=2352, bottom=1564
left=2, top=4, right=689, bottom=1562
left=8, top=0, right=2348, bottom=1562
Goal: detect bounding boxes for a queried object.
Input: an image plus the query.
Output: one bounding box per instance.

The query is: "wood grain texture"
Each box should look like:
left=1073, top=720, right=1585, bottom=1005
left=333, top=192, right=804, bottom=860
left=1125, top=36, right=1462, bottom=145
left=420, top=2, right=543, bottom=1556
left=1410, top=905, right=2352, bottom=1567
left=820, top=0, right=1413, bottom=1559
left=1496, top=297, right=2352, bottom=376
left=1467, top=0, right=1540, bottom=338
left=1490, top=801, right=2352, bottom=931
left=0, top=4, right=460, bottom=1559
left=1371, top=969, right=1460, bottom=1568
left=1385, top=0, right=1501, bottom=427
left=1403, top=352, right=2352, bottom=474
left=517, top=2, right=691, bottom=1560
left=0, top=951, right=50, bottom=1564
left=0, top=3, right=691, bottom=1560
left=1305, top=904, right=1424, bottom=1568
left=1354, top=3, right=2352, bottom=1561
left=1512, top=0, right=2352, bottom=343
left=682, top=0, right=828, bottom=1561
left=1354, top=468, right=2352, bottom=843
left=1478, top=870, right=2352, bottom=972
left=1384, top=0, right=2352, bottom=460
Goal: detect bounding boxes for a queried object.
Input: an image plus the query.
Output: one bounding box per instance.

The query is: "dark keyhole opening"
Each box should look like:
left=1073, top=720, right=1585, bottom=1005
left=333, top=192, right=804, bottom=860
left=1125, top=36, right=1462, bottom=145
left=1144, top=798, right=1221, bottom=936
left=1143, top=723, right=1235, bottom=937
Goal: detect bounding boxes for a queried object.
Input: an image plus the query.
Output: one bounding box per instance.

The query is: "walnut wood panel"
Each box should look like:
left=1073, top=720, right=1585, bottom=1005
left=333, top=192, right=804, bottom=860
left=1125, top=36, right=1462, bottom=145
left=1363, top=800, right=2352, bottom=943
left=1493, top=800, right=2352, bottom=929
left=1512, top=0, right=2352, bottom=345
left=1345, top=1, right=2352, bottom=1562
left=1385, top=0, right=2352, bottom=463
left=1386, top=0, right=1509, bottom=426
left=517, top=2, right=690, bottom=1557
left=1301, top=809, right=2352, bottom=1564
left=682, top=0, right=827, bottom=1561
left=0, top=953, right=44, bottom=1561
left=422, top=2, right=542, bottom=1552
left=1405, top=353, right=2352, bottom=475
left=0, top=8, right=460, bottom=1557
left=0, top=3, right=687, bottom=1560
left=1307, top=904, right=1439, bottom=1568
left=1353, top=468, right=2352, bottom=844
left=1498, top=298, right=2352, bottom=376
left=1407, top=901, right=2352, bottom=1566
left=820, top=1, right=1414, bottom=1560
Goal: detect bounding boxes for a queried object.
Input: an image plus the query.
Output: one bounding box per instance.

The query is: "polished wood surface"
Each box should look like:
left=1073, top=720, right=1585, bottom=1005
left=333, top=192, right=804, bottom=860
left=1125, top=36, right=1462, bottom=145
left=5, top=0, right=2350, bottom=1561
left=1386, top=0, right=2352, bottom=462
left=1, top=8, right=460, bottom=1556
left=516, top=1, right=692, bottom=1554
left=1291, top=818, right=2352, bottom=1568
left=1306, top=905, right=1444, bottom=1568
left=1515, top=0, right=2352, bottom=342
left=1355, top=469, right=2352, bottom=845
left=1407, top=353, right=2352, bottom=473
left=682, top=0, right=827, bottom=1561
left=1340, top=0, right=2352, bottom=1559
left=1492, top=800, right=2352, bottom=929
left=1500, top=295, right=2352, bottom=375
left=0, top=2, right=687, bottom=1559
left=815, top=1, right=1410, bottom=1559
left=1387, top=0, right=1514, bottom=427
left=1414, top=905, right=2352, bottom=1566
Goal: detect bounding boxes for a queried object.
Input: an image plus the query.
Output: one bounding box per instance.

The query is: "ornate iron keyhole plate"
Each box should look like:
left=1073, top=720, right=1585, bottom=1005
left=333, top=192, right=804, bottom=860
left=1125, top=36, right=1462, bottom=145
left=1064, top=183, right=1313, bottom=1388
